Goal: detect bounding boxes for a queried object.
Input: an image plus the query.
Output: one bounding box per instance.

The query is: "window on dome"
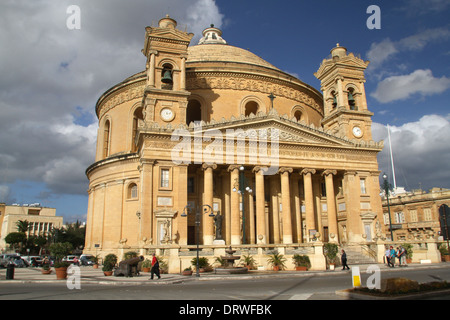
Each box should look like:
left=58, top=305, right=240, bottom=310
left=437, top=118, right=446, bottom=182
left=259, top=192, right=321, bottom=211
left=186, top=100, right=202, bottom=125
left=103, top=120, right=110, bottom=159
left=294, top=110, right=303, bottom=121
left=127, top=183, right=138, bottom=199
left=244, top=101, right=258, bottom=116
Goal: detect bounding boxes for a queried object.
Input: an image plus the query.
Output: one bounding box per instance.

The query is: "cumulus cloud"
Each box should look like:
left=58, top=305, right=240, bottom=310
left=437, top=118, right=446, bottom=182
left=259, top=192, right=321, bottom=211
left=372, top=114, right=450, bottom=190
left=0, top=0, right=223, bottom=199
left=366, top=27, right=450, bottom=73
left=371, top=69, right=450, bottom=103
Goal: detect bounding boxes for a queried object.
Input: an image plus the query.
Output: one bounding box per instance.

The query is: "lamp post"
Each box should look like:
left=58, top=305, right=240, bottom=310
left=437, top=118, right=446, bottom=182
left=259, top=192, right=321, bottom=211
left=181, top=204, right=215, bottom=277
left=232, top=166, right=253, bottom=244
left=382, top=173, right=394, bottom=241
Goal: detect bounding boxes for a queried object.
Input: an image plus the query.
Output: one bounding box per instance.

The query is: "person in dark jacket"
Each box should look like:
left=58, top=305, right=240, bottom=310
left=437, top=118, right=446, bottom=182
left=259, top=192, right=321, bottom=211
left=150, top=253, right=161, bottom=280
left=341, top=249, right=350, bottom=270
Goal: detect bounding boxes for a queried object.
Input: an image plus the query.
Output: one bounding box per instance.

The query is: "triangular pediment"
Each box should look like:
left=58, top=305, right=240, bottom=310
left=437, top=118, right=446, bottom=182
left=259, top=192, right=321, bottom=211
left=149, top=27, right=194, bottom=43
left=191, top=111, right=357, bottom=147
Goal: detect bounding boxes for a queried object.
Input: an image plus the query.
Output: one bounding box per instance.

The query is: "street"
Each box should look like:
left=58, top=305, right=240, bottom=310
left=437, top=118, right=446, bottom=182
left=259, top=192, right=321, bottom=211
left=1, top=266, right=450, bottom=301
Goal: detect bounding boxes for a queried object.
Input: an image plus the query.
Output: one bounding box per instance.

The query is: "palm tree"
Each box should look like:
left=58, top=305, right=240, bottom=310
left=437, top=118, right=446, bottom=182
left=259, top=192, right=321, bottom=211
left=16, top=220, right=30, bottom=233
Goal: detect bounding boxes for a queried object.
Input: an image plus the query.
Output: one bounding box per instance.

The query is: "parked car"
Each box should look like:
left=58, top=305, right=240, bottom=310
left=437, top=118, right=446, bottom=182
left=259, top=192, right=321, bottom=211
left=22, top=256, right=43, bottom=267
left=80, top=254, right=95, bottom=266
left=0, top=254, right=26, bottom=268
left=62, top=255, right=80, bottom=265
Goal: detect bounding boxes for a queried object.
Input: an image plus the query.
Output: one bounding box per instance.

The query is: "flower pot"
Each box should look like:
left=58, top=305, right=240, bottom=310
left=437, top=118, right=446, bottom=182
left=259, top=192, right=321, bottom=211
left=406, top=258, right=413, bottom=264
left=295, top=266, right=308, bottom=271
left=329, top=264, right=335, bottom=271
left=55, top=267, right=68, bottom=280
left=142, top=267, right=151, bottom=273
left=182, top=270, right=193, bottom=276
left=103, top=271, right=113, bottom=276
left=41, top=269, right=52, bottom=275
left=273, top=266, right=280, bottom=271
left=444, top=255, right=450, bottom=262
left=93, top=264, right=99, bottom=269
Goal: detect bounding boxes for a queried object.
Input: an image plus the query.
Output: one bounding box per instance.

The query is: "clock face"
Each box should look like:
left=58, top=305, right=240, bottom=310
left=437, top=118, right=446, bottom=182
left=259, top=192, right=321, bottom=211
left=160, top=108, right=174, bottom=121
left=352, top=126, right=363, bottom=138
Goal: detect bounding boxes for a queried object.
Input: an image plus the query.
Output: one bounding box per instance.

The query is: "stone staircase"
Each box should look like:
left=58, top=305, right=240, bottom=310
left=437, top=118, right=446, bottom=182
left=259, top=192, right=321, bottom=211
left=341, top=246, right=377, bottom=265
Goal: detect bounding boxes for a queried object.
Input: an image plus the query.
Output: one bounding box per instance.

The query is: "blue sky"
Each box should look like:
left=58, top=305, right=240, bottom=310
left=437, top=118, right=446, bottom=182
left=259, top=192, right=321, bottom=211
left=0, top=0, right=449, bottom=223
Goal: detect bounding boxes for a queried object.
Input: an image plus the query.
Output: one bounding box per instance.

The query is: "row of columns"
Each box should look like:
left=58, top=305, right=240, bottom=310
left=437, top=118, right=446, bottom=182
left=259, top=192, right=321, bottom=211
left=201, top=165, right=340, bottom=245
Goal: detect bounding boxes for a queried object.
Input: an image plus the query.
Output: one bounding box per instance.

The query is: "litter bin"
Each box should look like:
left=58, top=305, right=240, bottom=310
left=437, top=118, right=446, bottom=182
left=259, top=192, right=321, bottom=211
left=6, top=262, right=15, bottom=280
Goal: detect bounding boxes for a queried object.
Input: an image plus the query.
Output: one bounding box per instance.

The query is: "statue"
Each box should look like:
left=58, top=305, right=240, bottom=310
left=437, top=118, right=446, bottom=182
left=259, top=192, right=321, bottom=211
left=214, top=212, right=224, bottom=240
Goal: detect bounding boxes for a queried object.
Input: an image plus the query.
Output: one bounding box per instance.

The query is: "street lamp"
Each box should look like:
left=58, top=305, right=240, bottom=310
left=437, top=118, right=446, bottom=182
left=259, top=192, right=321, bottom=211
left=382, top=173, right=394, bottom=241
left=181, top=204, right=215, bottom=277
left=232, top=166, right=252, bottom=244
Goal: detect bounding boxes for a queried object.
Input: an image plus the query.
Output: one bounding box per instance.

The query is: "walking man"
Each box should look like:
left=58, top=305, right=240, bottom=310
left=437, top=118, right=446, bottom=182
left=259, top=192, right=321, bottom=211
left=150, top=253, right=161, bottom=280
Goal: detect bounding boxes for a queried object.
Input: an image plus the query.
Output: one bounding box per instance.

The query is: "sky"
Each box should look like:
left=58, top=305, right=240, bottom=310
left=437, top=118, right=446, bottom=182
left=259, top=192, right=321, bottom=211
left=0, top=0, right=449, bottom=223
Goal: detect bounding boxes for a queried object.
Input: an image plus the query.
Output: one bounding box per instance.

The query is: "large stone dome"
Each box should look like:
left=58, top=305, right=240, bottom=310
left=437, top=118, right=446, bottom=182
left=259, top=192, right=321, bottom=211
left=187, top=44, right=280, bottom=72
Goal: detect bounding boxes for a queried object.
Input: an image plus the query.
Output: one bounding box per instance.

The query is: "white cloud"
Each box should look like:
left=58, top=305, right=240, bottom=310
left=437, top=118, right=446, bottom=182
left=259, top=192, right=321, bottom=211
left=0, top=0, right=223, bottom=200
left=372, top=115, right=450, bottom=190
left=371, top=69, right=450, bottom=103
left=366, top=27, right=450, bottom=73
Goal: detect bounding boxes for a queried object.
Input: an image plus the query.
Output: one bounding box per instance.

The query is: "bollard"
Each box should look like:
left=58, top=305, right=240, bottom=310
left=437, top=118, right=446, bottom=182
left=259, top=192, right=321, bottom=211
left=6, top=262, right=15, bottom=280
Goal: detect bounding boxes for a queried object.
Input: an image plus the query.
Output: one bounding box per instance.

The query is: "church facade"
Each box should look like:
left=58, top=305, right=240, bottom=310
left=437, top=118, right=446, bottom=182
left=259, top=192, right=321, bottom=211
left=84, top=16, right=385, bottom=271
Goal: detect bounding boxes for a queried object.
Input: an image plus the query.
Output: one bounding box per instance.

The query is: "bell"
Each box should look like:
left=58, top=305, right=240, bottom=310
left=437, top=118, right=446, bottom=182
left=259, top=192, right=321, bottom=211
left=161, top=69, right=173, bottom=84
left=348, top=92, right=355, bottom=105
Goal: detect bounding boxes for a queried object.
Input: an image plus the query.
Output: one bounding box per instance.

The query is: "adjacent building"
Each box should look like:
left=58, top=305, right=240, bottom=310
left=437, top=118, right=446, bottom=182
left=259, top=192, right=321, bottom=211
left=0, top=203, right=63, bottom=251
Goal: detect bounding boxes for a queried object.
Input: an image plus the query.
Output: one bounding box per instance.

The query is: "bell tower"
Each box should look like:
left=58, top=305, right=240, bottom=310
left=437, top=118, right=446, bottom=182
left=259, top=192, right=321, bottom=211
left=315, top=44, right=373, bottom=141
left=141, top=15, right=194, bottom=126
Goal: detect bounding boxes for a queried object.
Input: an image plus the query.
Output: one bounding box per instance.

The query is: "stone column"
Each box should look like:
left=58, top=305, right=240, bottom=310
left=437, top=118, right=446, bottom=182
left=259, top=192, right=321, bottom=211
left=148, top=50, right=157, bottom=88
left=140, top=159, right=154, bottom=244
left=279, top=167, right=293, bottom=244
left=202, top=163, right=217, bottom=245
left=253, top=166, right=267, bottom=244
left=180, top=56, right=186, bottom=90
left=344, top=171, right=362, bottom=243
left=323, top=170, right=338, bottom=243
left=301, top=168, right=316, bottom=241
left=337, top=76, right=345, bottom=108
left=270, top=175, right=280, bottom=244
left=291, top=175, right=303, bottom=243
left=228, top=165, right=241, bottom=245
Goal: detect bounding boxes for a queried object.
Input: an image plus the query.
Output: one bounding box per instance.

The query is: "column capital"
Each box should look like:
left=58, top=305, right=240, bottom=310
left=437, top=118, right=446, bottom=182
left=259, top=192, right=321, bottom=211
left=227, top=164, right=241, bottom=173
left=344, top=170, right=357, bottom=176
left=202, top=163, right=217, bottom=170
left=300, top=168, right=316, bottom=176
left=322, top=169, right=337, bottom=177
left=278, top=167, right=293, bottom=174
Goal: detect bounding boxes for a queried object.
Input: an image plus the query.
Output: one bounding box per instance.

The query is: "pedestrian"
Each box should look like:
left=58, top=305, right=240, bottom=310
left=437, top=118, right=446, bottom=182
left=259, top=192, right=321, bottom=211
left=396, top=247, right=401, bottom=267
left=341, top=249, right=350, bottom=270
left=150, top=253, right=161, bottom=280
left=385, top=247, right=391, bottom=266
left=398, top=246, right=407, bottom=267
left=389, top=246, right=396, bottom=267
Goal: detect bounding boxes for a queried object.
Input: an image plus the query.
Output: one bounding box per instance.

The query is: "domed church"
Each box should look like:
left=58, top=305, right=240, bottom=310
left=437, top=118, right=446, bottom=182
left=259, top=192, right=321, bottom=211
left=84, top=15, right=384, bottom=271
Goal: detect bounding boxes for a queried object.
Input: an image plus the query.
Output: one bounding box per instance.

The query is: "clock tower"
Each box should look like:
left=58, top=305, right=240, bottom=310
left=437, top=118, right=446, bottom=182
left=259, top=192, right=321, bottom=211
left=141, top=15, right=194, bottom=126
left=315, top=44, right=373, bottom=141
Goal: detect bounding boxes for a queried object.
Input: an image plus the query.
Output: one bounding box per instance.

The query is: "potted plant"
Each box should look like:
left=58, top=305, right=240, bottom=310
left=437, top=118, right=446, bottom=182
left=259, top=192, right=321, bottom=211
left=182, top=266, right=193, bottom=276
left=191, top=257, right=210, bottom=273
left=142, top=259, right=152, bottom=272
left=292, top=254, right=311, bottom=271
left=240, top=254, right=256, bottom=270
left=157, top=256, right=169, bottom=274
left=439, top=243, right=450, bottom=262
left=49, top=242, right=73, bottom=280
left=92, top=255, right=99, bottom=269
left=403, top=243, right=413, bottom=264
left=324, top=243, right=339, bottom=270
left=102, top=253, right=117, bottom=276
left=41, top=263, right=52, bottom=274
left=266, top=252, right=286, bottom=271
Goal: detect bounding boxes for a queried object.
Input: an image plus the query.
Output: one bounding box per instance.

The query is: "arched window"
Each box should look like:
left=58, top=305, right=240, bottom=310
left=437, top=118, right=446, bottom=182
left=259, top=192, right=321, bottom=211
left=127, top=183, right=138, bottom=199
left=132, top=107, right=144, bottom=152
left=186, top=100, right=202, bottom=125
left=331, top=90, right=337, bottom=110
left=294, top=110, right=303, bottom=121
left=244, top=101, right=258, bottom=116
left=103, top=120, right=110, bottom=159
